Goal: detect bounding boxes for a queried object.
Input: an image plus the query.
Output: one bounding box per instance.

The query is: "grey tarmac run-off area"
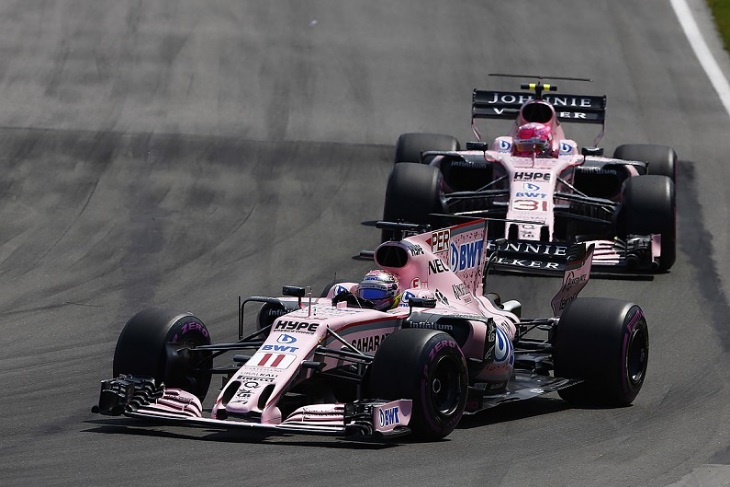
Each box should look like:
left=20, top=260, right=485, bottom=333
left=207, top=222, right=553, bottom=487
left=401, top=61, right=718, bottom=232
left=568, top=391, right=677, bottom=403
left=1, top=1, right=730, bottom=486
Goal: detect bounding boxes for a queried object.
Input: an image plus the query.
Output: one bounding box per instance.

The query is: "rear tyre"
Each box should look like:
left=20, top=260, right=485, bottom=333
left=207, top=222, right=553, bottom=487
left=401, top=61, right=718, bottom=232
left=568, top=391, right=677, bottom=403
left=614, top=144, right=677, bottom=183
left=369, top=329, right=468, bottom=440
left=394, top=133, right=460, bottom=164
left=554, top=298, right=648, bottom=406
left=621, top=175, right=676, bottom=270
left=113, top=308, right=213, bottom=400
left=381, top=162, right=443, bottom=241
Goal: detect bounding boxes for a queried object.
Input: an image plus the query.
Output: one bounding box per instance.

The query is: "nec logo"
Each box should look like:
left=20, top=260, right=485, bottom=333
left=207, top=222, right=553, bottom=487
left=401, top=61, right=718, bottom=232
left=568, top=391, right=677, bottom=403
left=429, top=259, right=449, bottom=274
left=514, top=172, right=551, bottom=181
left=432, top=229, right=450, bottom=252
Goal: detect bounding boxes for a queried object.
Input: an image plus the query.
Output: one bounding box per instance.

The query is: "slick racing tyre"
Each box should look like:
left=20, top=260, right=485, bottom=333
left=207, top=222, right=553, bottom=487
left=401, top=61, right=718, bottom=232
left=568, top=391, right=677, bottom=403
left=614, top=144, right=677, bottom=183
left=394, top=133, right=460, bottom=164
left=620, top=175, right=676, bottom=271
left=381, top=162, right=444, bottom=241
left=368, top=329, right=468, bottom=440
left=113, top=308, right=213, bottom=400
left=553, top=298, right=648, bottom=407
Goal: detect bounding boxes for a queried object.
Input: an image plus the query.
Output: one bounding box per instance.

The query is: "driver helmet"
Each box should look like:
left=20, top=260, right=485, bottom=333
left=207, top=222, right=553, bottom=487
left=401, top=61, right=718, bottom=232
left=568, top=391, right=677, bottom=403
left=513, top=122, right=553, bottom=156
left=356, top=270, right=400, bottom=310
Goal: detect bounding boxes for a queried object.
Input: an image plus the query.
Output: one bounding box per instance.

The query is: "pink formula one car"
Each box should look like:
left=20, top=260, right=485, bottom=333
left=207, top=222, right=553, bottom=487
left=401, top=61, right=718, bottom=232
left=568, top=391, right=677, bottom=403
left=382, top=76, right=676, bottom=276
left=94, top=220, right=648, bottom=440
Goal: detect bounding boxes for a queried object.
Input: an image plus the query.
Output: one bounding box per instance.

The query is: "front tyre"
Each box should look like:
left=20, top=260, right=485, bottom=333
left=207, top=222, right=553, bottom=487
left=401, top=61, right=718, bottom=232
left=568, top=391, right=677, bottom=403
left=554, top=298, right=648, bottom=406
left=113, top=308, right=213, bottom=400
left=368, top=329, right=468, bottom=440
left=394, top=133, right=460, bottom=164
left=621, top=175, right=676, bottom=271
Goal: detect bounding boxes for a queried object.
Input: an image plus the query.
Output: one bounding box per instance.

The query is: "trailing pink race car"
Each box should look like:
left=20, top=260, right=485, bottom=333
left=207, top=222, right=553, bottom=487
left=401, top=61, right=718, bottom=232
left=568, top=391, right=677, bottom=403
left=382, top=76, right=676, bottom=276
left=94, top=219, right=648, bottom=440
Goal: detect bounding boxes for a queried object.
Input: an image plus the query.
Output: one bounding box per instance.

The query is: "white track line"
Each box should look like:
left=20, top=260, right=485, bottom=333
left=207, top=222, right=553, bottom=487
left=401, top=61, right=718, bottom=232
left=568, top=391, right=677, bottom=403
left=671, top=0, right=730, bottom=117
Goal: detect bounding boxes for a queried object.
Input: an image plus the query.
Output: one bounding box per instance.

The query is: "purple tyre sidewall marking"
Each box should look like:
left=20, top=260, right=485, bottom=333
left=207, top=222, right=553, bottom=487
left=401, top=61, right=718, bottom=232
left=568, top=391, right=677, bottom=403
left=419, top=339, right=465, bottom=432
left=620, top=308, right=646, bottom=395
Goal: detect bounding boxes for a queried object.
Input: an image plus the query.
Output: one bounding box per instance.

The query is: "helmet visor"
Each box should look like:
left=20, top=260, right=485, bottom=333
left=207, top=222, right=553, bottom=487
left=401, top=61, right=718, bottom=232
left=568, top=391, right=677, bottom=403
left=358, top=287, right=391, bottom=301
left=516, top=138, right=549, bottom=153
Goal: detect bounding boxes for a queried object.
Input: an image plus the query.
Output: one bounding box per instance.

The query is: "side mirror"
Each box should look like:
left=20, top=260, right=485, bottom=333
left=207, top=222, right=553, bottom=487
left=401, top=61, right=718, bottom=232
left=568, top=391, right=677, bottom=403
left=408, top=297, right=437, bottom=309
left=581, top=146, right=604, bottom=156
left=282, top=286, right=306, bottom=298
left=466, top=141, right=489, bottom=151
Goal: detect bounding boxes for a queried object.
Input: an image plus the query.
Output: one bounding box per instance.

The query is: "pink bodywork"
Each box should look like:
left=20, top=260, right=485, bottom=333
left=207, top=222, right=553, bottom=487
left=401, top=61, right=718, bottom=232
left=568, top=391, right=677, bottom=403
left=486, top=135, right=583, bottom=241
left=209, top=221, right=516, bottom=427
left=133, top=220, right=520, bottom=436
left=483, top=98, right=583, bottom=242
left=459, top=96, right=656, bottom=270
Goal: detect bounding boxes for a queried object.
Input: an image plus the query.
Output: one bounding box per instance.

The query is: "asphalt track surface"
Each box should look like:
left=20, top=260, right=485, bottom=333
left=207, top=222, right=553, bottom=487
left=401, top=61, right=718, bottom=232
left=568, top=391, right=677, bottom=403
left=1, top=1, right=730, bottom=486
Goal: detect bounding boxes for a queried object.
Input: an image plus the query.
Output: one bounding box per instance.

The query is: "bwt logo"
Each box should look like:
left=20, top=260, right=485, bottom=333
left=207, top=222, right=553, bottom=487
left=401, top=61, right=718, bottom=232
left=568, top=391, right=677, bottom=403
left=450, top=240, right=485, bottom=272
left=494, top=327, right=513, bottom=364
left=379, top=406, right=401, bottom=427
left=515, top=192, right=547, bottom=199
left=523, top=182, right=540, bottom=191
left=498, top=139, right=512, bottom=151
left=276, top=334, right=297, bottom=344
left=262, top=344, right=299, bottom=353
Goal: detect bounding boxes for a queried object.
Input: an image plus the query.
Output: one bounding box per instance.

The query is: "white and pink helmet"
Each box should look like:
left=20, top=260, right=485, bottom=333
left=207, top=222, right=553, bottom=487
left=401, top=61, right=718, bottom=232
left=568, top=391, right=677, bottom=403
left=356, top=270, right=401, bottom=310
left=513, top=122, right=553, bottom=156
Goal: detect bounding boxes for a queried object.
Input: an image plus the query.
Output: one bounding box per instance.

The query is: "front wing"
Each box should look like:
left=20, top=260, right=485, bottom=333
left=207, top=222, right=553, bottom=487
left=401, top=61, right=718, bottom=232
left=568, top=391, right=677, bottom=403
left=93, top=375, right=412, bottom=439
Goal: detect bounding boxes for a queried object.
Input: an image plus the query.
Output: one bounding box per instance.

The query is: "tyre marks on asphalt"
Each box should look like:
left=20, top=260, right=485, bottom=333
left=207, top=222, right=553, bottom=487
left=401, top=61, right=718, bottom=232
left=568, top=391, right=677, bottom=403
left=676, top=160, right=730, bottom=353
left=0, top=128, right=390, bottom=315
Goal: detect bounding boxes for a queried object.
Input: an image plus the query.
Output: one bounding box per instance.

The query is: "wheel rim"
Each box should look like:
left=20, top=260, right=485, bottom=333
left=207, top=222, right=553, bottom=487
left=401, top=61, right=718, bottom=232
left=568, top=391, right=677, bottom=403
left=626, top=326, right=648, bottom=386
left=167, top=325, right=212, bottom=399
left=430, top=355, right=464, bottom=416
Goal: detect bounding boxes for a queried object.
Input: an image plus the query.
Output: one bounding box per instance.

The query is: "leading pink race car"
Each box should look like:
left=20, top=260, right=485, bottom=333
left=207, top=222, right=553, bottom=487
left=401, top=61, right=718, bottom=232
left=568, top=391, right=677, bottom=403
left=94, top=219, right=648, bottom=440
left=382, top=75, right=677, bottom=276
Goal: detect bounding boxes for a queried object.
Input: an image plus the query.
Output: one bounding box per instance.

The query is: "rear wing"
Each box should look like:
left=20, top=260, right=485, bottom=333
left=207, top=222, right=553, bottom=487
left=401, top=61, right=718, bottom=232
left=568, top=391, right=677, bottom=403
left=472, top=90, right=607, bottom=124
